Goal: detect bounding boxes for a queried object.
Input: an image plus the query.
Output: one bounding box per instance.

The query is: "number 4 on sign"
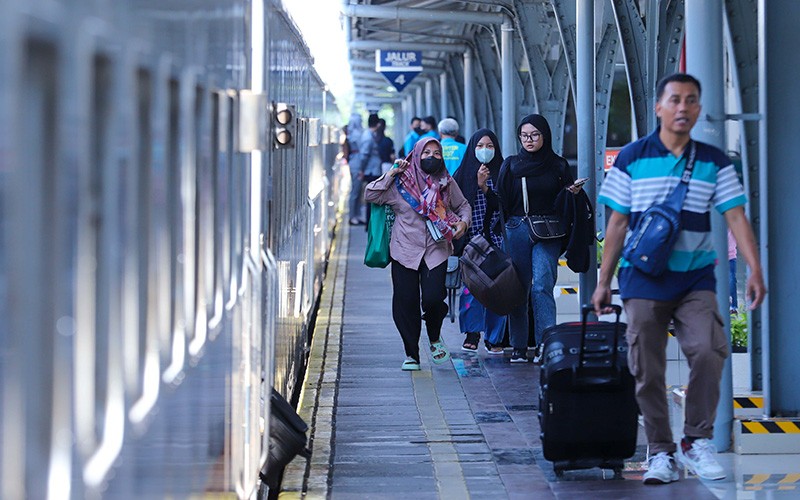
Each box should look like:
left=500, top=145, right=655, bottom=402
left=381, top=71, right=419, bottom=91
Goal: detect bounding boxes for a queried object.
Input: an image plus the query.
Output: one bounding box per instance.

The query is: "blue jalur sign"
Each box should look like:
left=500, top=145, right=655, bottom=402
left=375, top=50, right=422, bottom=92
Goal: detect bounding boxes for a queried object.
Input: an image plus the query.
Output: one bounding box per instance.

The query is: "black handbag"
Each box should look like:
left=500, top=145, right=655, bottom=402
left=521, top=177, right=566, bottom=240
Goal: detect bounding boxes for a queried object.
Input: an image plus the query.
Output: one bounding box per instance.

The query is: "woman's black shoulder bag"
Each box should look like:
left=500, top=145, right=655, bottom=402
left=521, top=177, right=567, bottom=241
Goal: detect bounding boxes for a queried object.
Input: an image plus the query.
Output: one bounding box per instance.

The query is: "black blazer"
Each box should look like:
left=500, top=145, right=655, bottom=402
left=554, top=189, right=595, bottom=273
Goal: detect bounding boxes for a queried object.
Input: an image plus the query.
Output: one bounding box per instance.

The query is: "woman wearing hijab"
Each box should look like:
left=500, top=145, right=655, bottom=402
left=365, top=138, right=471, bottom=371
left=452, top=128, right=506, bottom=354
left=497, top=114, right=584, bottom=364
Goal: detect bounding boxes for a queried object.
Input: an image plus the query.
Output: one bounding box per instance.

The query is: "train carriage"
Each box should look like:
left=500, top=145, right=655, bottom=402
left=0, top=0, right=342, bottom=497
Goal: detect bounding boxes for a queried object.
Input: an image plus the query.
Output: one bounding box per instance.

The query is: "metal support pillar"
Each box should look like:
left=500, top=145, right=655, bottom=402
left=425, top=78, right=434, bottom=118
left=759, top=0, right=800, bottom=416
left=686, top=0, right=732, bottom=451
left=415, top=86, right=424, bottom=118
left=501, top=20, right=515, bottom=159
left=439, top=72, right=448, bottom=120
left=576, top=0, right=597, bottom=308
left=463, top=50, right=475, bottom=141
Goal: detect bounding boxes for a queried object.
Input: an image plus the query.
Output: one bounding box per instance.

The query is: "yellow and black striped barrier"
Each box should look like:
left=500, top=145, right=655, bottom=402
left=740, top=419, right=800, bottom=434
left=734, top=396, right=764, bottom=410
left=743, top=473, right=800, bottom=491
left=559, top=287, right=578, bottom=295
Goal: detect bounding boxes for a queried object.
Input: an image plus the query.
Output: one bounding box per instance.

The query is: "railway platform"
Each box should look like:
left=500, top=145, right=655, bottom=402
left=275, top=221, right=799, bottom=499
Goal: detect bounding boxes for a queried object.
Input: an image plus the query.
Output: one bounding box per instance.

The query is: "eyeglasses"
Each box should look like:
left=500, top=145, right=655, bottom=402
left=519, top=132, right=542, bottom=142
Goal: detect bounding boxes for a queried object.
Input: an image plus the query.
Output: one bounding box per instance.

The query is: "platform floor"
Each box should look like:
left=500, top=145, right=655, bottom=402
left=279, top=223, right=800, bottom=499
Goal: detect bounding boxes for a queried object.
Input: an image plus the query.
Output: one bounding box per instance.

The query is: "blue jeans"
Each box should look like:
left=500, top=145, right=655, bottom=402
left=504, top=216, right=562, bottom=350
left=458, top=286, right=506, bottom=345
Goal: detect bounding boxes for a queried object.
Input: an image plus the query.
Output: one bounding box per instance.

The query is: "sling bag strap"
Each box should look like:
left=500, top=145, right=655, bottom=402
left=522, top=177, right=531, bottom=216
left=664, top=141, right=697, bottom=212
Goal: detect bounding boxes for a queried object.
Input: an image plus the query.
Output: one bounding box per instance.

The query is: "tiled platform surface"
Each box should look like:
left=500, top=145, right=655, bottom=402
left=279, top=223, right=795, bottom=499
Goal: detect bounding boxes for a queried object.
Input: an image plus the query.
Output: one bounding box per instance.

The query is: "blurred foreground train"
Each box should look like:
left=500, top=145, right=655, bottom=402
left=0, top=0, right=344, bottom=497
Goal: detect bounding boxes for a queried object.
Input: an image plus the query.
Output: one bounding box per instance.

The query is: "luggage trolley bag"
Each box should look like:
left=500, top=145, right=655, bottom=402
left=538, top=304, right=638, bottom=478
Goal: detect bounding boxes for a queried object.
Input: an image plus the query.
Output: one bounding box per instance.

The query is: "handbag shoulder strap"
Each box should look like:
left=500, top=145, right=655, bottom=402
left=665, top=142, right=697, bottom=211
left=521, top=177, right=530, bottom=216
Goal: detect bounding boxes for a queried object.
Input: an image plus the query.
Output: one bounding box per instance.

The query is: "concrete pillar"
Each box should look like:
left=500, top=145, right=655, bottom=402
left=440, top=72, right=448, bottom=121
left=501, top=20, right=515, bottom=158
left=415, top=86, right=424, bottom=118
left=425, top=78, right=434, bottom=117
left=686, top=0, right=731, bottom=451
left=759, top=0, right=800, bottom=416
left=463, top=50, right=475, bottom=140
left=576, top=0, right=597, bottom=308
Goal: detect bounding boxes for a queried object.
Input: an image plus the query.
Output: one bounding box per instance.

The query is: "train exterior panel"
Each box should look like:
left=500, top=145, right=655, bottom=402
left=0, top=0, right=343, bottom=498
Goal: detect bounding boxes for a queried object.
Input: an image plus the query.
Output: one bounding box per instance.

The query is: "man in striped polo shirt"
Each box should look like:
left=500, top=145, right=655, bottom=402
left=591, top=73, right=766, bottom=485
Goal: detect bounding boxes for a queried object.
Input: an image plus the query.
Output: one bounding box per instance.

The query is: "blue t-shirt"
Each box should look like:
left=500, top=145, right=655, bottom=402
left=440, top=137, right=467, bottom=175
left=597, top=128, right=746, bottom=301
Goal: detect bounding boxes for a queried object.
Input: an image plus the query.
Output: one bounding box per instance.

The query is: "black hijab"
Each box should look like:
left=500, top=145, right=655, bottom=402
left=452, top=128, right=504, bottom=207
left=511, top=113, right=557, bottom=177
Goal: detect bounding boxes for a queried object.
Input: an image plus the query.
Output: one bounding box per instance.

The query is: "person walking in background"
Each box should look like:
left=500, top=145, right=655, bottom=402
left=438, top=118, right=467, bottom=175
left=375, top=118, right=396, bottom=175
left=419, top=116, right=439, bottom=141
left=351, top=113, right=383, bottom=226
left=591, top=73, right=766, bottom=485
left=364, top=138, right=471, bottom=371
left=347, top=113, right=365, bottom=225
left=452, top=128, right=505, bottom=354
left=401, top=116, right=422, bottom=158
left=496, top=114, right=583, bottom=364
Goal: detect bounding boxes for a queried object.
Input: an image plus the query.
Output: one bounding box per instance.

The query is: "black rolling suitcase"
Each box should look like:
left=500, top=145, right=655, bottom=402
left=538, top=304, right=638, bottom=477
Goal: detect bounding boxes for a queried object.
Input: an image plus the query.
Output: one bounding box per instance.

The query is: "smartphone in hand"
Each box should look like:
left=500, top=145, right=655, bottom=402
left=572, top=177, right=589, bottom=188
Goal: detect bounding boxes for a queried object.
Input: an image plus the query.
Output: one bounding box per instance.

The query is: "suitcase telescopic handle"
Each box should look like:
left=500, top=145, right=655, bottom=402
left=578, top=304, right=623, bottom=373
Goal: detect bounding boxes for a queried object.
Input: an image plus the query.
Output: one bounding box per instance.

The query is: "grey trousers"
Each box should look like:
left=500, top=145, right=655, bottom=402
left=624, top=290, right=729, bottom=454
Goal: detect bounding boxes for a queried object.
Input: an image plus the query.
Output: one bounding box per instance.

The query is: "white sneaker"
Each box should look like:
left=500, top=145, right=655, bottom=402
left=531, top=344, right=543, bottom=364
left=643, top=452, right=679, bottom=484
left=676, top=438, right=726, bottom=480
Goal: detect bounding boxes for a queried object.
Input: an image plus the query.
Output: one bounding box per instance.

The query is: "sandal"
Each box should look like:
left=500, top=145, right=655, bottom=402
left=485, top=342, right=504, bottom=355
left=430, top=340, right=451, bottom=364
left=462, top=332, right=480, bottom=351
left=402, top=357, right=421, bottom=371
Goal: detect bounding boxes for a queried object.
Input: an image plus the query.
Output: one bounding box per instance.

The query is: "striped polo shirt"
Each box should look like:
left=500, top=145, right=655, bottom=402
left=598, top=128, right=746, bottom=301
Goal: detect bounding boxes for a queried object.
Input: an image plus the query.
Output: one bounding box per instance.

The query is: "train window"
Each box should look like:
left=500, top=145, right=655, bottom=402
left=218, top=93, right=233, bottom=311
left=228, top=93, right=242, bottom=309
left=10, top=38, right=60, bottom=500
left=76, top=51, right=129, bottom=488
left=128, top=67, right=160, bottom=424
left=189, top=84, right=208, bottom=357
left=163, top=77, right=186, bottom=384
left=208, top=91, right=224, bottom=336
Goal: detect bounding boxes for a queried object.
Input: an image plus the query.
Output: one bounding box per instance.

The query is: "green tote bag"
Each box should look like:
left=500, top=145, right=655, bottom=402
left=364, top=203, right=392, bottom=268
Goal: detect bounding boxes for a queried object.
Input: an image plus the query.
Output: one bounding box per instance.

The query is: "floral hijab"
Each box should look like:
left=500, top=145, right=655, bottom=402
left=396, top=138, right=462, bottom=242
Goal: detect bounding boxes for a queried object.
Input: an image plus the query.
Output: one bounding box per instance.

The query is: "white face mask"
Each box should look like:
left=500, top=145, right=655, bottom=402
left=475, top=147, right=495, bottom=164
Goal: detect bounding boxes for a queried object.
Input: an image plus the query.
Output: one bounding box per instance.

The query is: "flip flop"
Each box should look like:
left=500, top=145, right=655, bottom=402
left=430, top=340, right=451, bottom=364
